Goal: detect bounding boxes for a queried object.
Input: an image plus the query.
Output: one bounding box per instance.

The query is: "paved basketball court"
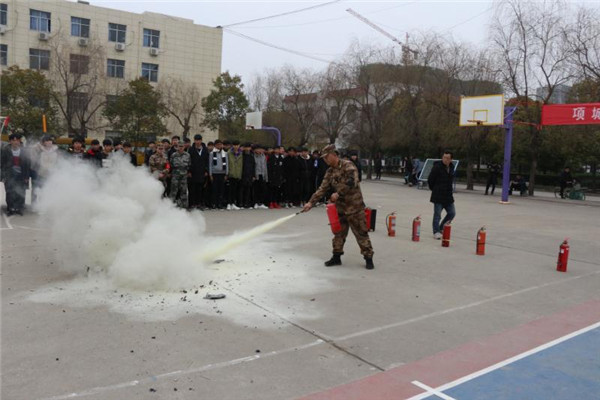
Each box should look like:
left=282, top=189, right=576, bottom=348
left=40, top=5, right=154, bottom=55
left=2, top=179, right=599, bottom=399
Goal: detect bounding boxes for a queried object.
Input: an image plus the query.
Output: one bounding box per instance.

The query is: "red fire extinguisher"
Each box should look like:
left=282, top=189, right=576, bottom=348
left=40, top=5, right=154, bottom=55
left=442, top=222, right=452, bottom=247
left=556, top=239, right=569, bottom=272
left=412, top=215, right=421, bottom=242
left=386, top=212, right=396, bottom=237
left=476, top=227, right=486, bottom=255
left=326, top=203, right=342, bottom=234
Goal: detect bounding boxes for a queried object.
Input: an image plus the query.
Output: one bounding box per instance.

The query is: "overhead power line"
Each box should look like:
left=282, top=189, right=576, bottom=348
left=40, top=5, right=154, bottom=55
left=224, top=28, right=339, bottom=65
left=228, top=1, right=418, bottom=30
left=222, top=0, right=343, bottom=28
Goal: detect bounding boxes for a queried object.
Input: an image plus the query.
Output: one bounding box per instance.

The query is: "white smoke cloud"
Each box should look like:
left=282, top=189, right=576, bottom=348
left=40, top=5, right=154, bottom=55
left=38, top=156, right=208, bottom=290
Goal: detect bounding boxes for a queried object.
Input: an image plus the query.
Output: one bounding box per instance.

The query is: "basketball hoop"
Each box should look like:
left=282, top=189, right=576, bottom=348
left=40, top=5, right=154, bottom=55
left=245, top=112, right=262, bottom=131
left=459, top=95, right=504, bottom=127
left=467, top=120, right=484, bottom=126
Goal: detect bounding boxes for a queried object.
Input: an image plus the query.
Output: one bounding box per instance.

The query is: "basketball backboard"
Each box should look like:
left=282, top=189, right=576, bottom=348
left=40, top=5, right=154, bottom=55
left=459, top=95, right=505, bottom=127
left=245, top=111, right=263, bottom=130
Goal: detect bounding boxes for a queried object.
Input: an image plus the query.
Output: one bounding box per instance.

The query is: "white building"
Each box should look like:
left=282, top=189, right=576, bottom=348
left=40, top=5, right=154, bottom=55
left=0, top=0, right=222, bottom=141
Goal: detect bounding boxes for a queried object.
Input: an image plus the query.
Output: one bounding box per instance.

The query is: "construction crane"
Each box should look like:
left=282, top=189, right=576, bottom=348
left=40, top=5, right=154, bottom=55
left=346, top=8, right=418, bottom=62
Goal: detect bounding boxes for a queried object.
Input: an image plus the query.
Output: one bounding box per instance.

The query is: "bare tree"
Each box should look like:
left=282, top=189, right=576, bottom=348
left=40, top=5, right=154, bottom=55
left=566, top=6, right=600, bottom=80
left=341, top=41, right=400, bottom=177
left=246, top=69, right=285, bottom=112
left=281, top=65, right=320, bottom=146
left=490, top=0, right=573, bottom=195
left=158, top=76, right=202, bottom=139
left=48, top=32, right=111, bottom=137
left=312, top=63, right=356, bottom=145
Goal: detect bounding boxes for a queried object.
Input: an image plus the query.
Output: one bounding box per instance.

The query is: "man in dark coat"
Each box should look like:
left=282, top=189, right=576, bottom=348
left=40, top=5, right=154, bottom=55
left=188, top=134, right=209, bottom=209
left=267, top=146, right=285, bottom=208
left=283, top=147, right=301, bottom=207
left=241, top=143, right=256, bottom=208
left=427, top=150, right=456, bottom=239
left=485, top=162, right=501, bottom=195
left=559, top=167, right=573, bottom=199
left=350, top=152, right=362, bottom=182
left=1, top=134, right=31, bottom=216
left=298, top=148, right=313, bottom=204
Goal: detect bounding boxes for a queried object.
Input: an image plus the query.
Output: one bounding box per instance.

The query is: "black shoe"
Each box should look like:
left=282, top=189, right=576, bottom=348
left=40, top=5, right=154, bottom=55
left=6, top=209, right=14, bottom=216
left=365, top=257, right=375, bottom=270
left=15, top=209, right=23, bottom=216
left=324, top=254, right=342, bottom=267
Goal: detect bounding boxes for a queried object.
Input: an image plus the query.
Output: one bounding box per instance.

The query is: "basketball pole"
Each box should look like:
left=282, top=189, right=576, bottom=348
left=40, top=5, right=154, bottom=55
left=500, top=106, right=517, bottom=204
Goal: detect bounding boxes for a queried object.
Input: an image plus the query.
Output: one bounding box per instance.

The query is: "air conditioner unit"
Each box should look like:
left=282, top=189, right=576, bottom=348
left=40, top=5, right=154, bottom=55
left=38, top=31, right=50, bottom=41
left=115, top=42, right=126, bottom=51
left=0, top=26, right=6, bottom=35
left=78, top=38, right=89, bottom=47
left=149, top=48, right=159, bottom=56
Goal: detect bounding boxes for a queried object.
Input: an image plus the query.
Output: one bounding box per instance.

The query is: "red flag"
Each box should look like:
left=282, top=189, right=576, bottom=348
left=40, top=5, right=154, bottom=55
left=541, top=103, right=600, bottom=126
left=3, top=116, right=9, bottom=127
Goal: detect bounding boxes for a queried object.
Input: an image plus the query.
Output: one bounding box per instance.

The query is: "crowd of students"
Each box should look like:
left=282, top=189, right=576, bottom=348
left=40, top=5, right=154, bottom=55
left=144, top=135, right=341, bottom=210
left=2, top=132, right=371, bottom=214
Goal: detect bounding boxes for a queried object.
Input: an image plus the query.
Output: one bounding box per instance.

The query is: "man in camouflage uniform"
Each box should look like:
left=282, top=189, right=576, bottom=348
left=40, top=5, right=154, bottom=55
left=303, top=144, right=374, bottom=270
left=149, top=143, right=170, bottom=197
left=169, top=142, right=191, bottom=208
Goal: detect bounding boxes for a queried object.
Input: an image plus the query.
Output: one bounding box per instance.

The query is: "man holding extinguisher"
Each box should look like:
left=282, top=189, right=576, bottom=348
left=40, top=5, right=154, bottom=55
left=303, top=144, right=374, bottom=270
left=428, top=150, right=456, bottom=239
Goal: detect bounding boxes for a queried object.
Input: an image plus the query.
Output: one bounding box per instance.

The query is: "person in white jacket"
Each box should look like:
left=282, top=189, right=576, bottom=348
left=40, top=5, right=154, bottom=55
left=32, top=136, right=58, bottom=205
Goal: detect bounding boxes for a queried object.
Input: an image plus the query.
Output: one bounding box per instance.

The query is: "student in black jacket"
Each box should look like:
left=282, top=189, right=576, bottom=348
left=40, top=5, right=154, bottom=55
left=188, top=134, right=209, bottom=209
left=1, top=134, right=31, bottom=216
left=427, top=150, right=456, bottom=239
left=241, top=143, right=256, bottom=208
left=283, top=147, right=301, bottom=207
left=267, top=146, right=285, bottom=208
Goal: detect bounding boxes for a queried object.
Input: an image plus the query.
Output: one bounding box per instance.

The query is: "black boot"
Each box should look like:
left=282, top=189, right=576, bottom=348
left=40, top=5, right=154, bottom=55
left=324, top=253, right=342, bottom=267
left=365, top=257, right=374, bottom=270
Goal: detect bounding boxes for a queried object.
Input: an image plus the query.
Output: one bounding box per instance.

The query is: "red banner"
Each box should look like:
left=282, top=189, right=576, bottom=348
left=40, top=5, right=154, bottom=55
left=541, top=103, right=600, bottom=126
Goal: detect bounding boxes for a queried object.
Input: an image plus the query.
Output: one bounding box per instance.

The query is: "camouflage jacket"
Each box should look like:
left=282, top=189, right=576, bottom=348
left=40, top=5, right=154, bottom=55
left=309, top=159, right=365, bottom=215
left=169, top=151, right=191, bottom=178
left=149, top=152, right=169, bottom=180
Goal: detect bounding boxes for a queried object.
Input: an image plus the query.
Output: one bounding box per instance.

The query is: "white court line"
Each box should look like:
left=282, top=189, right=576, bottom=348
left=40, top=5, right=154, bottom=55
left=2, top=212, right=13, bottom=230
left=335, top=269, right=600, bottom=342
left=407, top=321, right=600, bottom=400
left=39, top=339, right=324, bottom=400
left=411, top=381, right=457, bottom=400
left=37, top=271, right=600, bottom=399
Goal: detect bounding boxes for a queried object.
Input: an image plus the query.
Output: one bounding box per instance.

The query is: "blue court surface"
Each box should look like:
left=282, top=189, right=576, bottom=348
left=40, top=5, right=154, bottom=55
left=421, top=325, right=600, bottom=400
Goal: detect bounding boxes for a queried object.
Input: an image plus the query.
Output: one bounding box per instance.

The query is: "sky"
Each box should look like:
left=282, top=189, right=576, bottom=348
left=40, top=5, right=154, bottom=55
left=77, top=1, right=596, bottom=84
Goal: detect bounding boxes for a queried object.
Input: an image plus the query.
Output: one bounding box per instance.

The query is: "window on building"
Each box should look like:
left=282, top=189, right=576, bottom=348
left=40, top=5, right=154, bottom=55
left=107, top=59, right=125, bottom=78
left=70, top=92, right=88, bottom=114
left=105, top=131, right=122, bottom=139
left=1, top=4, right=8, bottom=26
left=29, top=48, right=50, bottom=70
left=30, top=9, right=51, bottom=32
left=346, top=105, right=357, bottom=123
left=141, top=63, right=158, bottom=82
left=108, top=23, right=126, bottom=43
left=71, top=16, right=90, bottom=38
left=143, top=29, right=160, bottom=48
left=70, top=54, right=89, bottom=74
left=106, top=95, right=120, bottom=107
left=0, top=44, right=7, bottom=66
left=29, top=95, right=49, bottom=109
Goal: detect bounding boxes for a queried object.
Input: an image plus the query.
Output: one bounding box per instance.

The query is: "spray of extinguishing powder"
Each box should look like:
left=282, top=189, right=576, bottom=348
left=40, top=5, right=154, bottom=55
left=200, top=213, right=298, bottom=263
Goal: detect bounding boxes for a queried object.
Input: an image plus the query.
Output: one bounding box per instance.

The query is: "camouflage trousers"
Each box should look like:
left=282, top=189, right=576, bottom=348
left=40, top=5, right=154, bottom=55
left=333, top=210, right=374, bottom=258
left=170, top=175, right=188, bottom=208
